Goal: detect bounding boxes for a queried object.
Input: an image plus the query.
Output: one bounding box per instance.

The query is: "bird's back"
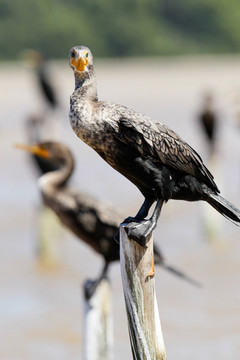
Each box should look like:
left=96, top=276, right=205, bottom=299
left=43, top=185, right=121, bottom=262
left=90, top=101, right=219, bottom=194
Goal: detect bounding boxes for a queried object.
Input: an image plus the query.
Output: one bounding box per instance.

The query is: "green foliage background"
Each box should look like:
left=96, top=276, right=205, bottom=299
left=1, top=0, right=240, bottom=59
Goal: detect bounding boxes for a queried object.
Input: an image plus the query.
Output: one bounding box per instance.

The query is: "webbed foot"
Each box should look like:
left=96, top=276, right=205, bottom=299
left=84, top=279, right=100, bottom=300
left=123, top=218, right=156, bottom=246
left=122, top=200, right=164, bottom=246
left=123, top=216, right=141, bottom=224
left=114, top=231, right=120, bottom=244
left=83, top=263, right=109, bottom=300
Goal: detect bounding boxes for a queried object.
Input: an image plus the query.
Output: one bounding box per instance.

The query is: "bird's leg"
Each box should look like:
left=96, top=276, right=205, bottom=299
left=124, top=199, right=164, bottom=246
left=124, top=197, right=154, bottom=223
left=84, top=262, right=109, bottom=300
left=115, top=198, right=154, bottom=244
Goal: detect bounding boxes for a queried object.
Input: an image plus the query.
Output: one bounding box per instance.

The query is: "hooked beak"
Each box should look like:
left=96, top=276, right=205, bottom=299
left=70, top=50, right=89, bottom=72
left=15, top=143, right=50, bottom=158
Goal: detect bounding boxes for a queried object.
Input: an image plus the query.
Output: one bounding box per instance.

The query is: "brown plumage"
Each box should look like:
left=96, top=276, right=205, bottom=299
left=198, top=93, right=217, bottom=152
left=16, top=141, right=199, bottom=290
left=24, top=50, right=58, bottom=108
left=69, top=46, right=240, bottom=245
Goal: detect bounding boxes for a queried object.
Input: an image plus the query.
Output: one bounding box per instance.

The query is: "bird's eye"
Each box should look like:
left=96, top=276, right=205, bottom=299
left=86, top=52, right=89, bottom=58
left=71, top=51, right=76, bottom=57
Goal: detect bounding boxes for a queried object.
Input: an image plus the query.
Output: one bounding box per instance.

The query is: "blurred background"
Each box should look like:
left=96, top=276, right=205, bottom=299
left=1, top=0, right=240, bottom=359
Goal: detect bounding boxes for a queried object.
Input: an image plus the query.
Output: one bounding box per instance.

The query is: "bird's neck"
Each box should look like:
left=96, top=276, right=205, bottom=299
left=74, top=71, right=98, bottom=101
left=38, top=160, right=73, bottom=196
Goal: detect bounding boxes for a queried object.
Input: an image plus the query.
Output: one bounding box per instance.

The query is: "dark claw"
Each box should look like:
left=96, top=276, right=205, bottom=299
left=83, top=264, right=109, bottom=300
left=84, top=279, right=100, bottom=300
left=124, top=219, right=154, bottom=246
left=123, top=216, right=142, bottom=224
left=114, top=231, right=120, bottom=244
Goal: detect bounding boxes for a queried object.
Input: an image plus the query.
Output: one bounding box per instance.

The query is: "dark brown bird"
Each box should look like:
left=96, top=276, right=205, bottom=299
left=198, top=93, right=217, bottom=153
left=24, top=50, right=58, bottom=108
left=25, top=114, right=60, bottom=176
left=68, top=45, right=240, bottom=246
left=16, top=141, right=199, bottom=293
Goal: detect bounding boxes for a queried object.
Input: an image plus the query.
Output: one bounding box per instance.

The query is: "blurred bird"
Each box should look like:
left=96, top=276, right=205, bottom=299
left=25, top=114, right=60, bottom=175
left=16, top=140, right=200, bottom=294
left=23, top=50, right=63, bottom=145
left=198, top=93, right=218, bottom=154
left=68, top=45, right=240, bottom=246
left=24, top=50, right=58, bottom=109
left=23, top=115, right=66, bottom=265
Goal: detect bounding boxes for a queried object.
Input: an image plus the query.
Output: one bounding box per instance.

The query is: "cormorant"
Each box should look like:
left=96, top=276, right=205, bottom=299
left=25, top=114, right=60, bottom=175
left=24, top=50, right=58, bottom=108
left=68, top=46, right=240, bottom=246
left=198, top=93, right=217, bottom=154
left=16, top=141, right=199, bottom=290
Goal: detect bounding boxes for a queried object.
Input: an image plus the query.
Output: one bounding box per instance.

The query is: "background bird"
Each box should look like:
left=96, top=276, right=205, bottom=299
left=68, top=45, right=240, bottom=246
left=23, top=116, right=70, bottom=265
left=23, top=50, right=64, bottom=150
left=25, top=114, right=61, bottom=175
left=24, top=50, right=58, bottom=109
left=198, top=92, right=218, bottom=155
left=16, top=140, right=199, bottom=294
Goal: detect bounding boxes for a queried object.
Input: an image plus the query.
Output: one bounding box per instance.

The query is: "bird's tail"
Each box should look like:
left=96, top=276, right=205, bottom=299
left=160, top=262, right=201, bottom=287
left=153, top=243, right=201, bottom=287
left=207, top=193, right=240, bottom=226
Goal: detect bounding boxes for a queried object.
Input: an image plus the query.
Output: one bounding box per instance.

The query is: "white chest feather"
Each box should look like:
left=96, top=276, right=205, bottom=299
left=69, top=98, right=105, bottom=150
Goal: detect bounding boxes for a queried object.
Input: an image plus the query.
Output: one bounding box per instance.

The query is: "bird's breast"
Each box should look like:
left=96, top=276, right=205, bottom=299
left=69, top=99, right=96, bottom=144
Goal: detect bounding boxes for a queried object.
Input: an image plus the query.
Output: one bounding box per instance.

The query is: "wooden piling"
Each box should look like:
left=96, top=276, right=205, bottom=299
left=119, top=224, right=167, bottom=360
left=82, top=278, right=113, bottom=360
left=36, top=205, right=61, bottom=267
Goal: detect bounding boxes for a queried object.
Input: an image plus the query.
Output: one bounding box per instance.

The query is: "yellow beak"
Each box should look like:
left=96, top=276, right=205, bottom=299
left=71, top=52, right=89, bottom=72
left=15, top=144, right=50, bottom=158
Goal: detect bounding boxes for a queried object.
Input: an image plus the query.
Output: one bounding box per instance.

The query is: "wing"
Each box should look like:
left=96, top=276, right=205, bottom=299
left=108, top=106, right=218, bottom=192
left=55, top=188, right=122, bottom=230
left=74, top=190, right=123, bottom=229
left=51, top=188, right=121, bottom=260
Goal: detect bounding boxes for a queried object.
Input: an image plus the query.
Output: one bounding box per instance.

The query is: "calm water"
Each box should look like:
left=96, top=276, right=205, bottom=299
left=1, top=56, right=240, bottom=359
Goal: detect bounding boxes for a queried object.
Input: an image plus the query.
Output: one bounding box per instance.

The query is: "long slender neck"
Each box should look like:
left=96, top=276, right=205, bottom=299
left=38, top=156, right=74, bottom=195
left=74, top=68, right=98, bottom=101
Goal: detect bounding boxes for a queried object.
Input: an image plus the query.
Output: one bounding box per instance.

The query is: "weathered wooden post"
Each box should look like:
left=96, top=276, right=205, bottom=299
left=119, top=224, right=167, bottom=360
left=82, top=278, right=113, bottom=360
left=36, top=205, right=61, bottom=267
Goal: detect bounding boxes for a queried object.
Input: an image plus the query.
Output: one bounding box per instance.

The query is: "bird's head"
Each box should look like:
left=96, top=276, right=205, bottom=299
left=15, top=141, right=74, bottom=174
left=69, top=46, right=93, bottom=74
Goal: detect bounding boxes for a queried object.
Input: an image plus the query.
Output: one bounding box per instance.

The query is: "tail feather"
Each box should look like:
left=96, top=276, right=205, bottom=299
left=160, top=263, right=201, bottom=287
left=207, top=193, right=240, bottom=226
left=153, top=243, right=201, bottom=287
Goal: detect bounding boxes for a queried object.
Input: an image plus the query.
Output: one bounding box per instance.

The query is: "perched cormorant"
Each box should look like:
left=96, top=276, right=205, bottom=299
left=68, top=45, right=240, bottom=245
left=16, top=141, right=199, bottom=288
left=198, top=93, right=217, bottom=154
left=24, top=50, right=58, bottom=108
left=25, top=114, right=60, bottom=175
